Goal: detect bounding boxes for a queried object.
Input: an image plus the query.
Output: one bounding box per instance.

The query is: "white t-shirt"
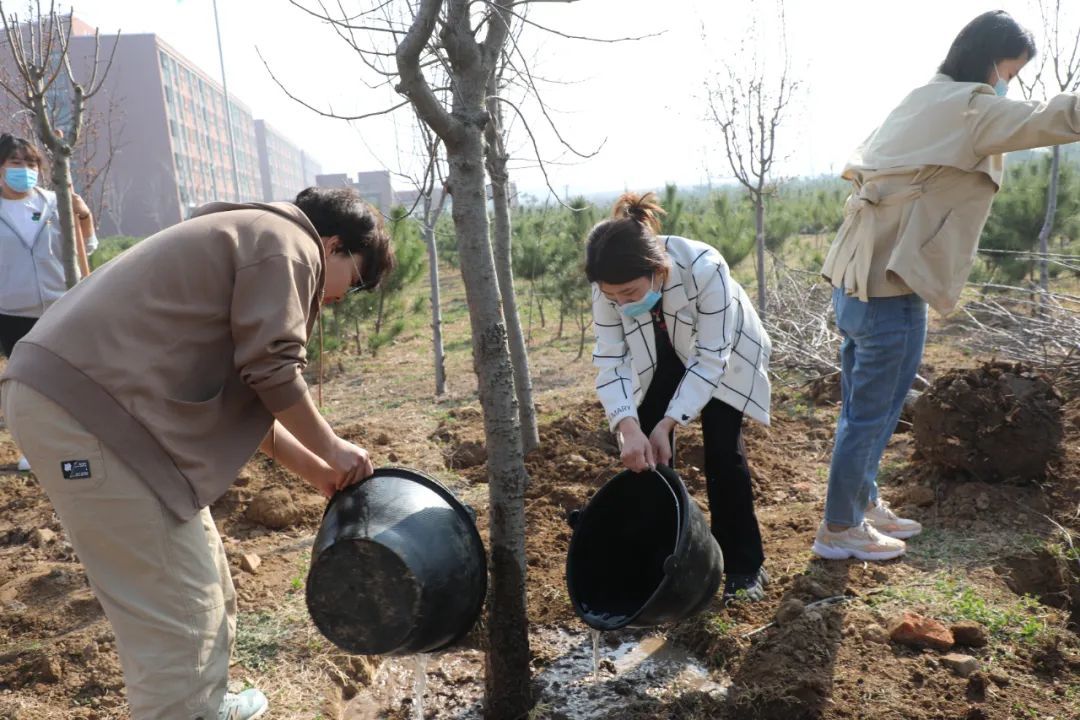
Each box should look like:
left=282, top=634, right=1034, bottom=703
left=0, top=193, right=48, bottom=249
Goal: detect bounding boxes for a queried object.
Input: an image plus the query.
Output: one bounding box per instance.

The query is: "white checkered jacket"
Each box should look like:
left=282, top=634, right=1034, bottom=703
left=592, top=235, right=772, bottom=432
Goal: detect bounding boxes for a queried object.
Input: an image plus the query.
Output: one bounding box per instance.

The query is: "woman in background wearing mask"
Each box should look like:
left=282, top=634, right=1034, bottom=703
left=0, top=133, right=97, bottom=471
left=587, top=192, right=772, bottom=602
left=0, top=133, right=97, bottom=354
left=816, top=10, right=1080, bottom=561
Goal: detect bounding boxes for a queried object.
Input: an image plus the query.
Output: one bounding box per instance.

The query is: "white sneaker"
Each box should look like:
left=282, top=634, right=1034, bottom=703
left=16, top=456, right=30, bottom=471
left=218, top=688, right=268, bottom=720
left=864, top=500, right=922, bottom=539
left=811, top=520, right=906, bottom=561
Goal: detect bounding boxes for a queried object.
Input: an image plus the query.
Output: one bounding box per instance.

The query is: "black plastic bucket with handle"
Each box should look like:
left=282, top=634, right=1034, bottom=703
left=566, top=464, right=723, bottom=631
left=306, top=466, right=487, bottom=655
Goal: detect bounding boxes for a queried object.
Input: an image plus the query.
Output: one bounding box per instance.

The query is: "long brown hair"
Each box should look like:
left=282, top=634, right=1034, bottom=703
left=584, top=192, right=669, bottom=284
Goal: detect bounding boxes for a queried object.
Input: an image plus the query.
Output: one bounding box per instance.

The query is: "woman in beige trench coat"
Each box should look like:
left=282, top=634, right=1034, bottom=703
left=814, top=10, right=1080, bottom=561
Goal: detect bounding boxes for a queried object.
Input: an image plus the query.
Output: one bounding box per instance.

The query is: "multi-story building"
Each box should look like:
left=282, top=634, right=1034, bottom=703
left=395, top=187, right=447, bottom=213
left=315, top=170, right=397, bottom=216
left=158, top=42, right=261, bottom=212
left=255, top=119, right=307, bottom=202
left=0, top=17, right=321, bottom=237
left=300, top=152, right=322, bottom=189
left=354, top=171, right=396, bottom=215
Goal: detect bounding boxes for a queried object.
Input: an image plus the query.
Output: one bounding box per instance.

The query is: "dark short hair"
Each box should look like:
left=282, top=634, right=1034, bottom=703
left=584, top=192, right=670, bottom=285
left=0, top=133, right=45, bottom=173
left=294, top=186, right=396, bottom=291
left=938, top=11, right=1037, bottom=83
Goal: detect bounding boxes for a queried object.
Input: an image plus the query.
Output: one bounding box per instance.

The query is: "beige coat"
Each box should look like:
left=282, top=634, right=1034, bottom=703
left=2, top=202, right=325, bottom=520
left=822, top=74, right=1080, bottom=314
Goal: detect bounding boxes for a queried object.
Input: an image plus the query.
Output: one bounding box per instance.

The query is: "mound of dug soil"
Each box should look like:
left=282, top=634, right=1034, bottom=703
left=912, top=362, right=1063, bottom=483
left=997, top=548, right=1080, bottom=629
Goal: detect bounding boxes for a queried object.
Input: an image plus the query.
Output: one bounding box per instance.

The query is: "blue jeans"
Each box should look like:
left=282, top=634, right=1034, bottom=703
left=825, top=289, right=927, bottom=527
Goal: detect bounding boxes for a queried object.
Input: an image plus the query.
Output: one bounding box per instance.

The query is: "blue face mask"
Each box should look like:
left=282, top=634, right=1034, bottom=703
left=4, top=167, right=37, bottom=193
left=993, top=64, right=1009, bottom=97
left=619, top=276, right=662, bottom=318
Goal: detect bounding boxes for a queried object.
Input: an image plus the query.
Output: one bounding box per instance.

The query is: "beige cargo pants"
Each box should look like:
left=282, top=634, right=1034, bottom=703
left=3, top=380, right=236, bottom=720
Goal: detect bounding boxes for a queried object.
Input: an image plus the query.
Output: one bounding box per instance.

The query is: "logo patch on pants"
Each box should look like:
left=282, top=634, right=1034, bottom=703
left=61, top=460, right=91, bottom=479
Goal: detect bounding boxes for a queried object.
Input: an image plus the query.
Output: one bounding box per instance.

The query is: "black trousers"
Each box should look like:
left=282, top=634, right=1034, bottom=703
left=0, top=313, right=37, bottom=358
left=637, top=367, right=766, bottom=576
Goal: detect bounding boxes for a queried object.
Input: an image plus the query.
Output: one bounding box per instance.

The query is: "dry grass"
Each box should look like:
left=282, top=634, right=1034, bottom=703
left=230, top=550, right=379, bottom=719
left=313, top=267, right=596, bottom=431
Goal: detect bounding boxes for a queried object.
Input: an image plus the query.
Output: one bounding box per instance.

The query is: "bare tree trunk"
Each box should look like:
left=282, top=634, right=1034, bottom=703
left=1037, top=145, right=1059, bottom=307
left=576, top=309, right=587, bottom=360
left=104, top=176, right=132, bottom=236
left=486, top=116, right=539, bottom=454
left=537, top=292, right=545, bottom=328
left=447, top=126, right=531, bottom=718
left=707, top=1, right=795, bottom=320
left=353, top=317, right=362, bottom=355
left=423, top=194, right=447, bottom=396
left=375, top=288, right=386, bottom=334
left=50, top=152, right=80, bottom=288
left=526, top=282, right=534, bottom=344
left=330, top=304, right=342, bottom=340
left=754, top=190, right=766, bottom=318
left=394, top=1, right=531, bottom=712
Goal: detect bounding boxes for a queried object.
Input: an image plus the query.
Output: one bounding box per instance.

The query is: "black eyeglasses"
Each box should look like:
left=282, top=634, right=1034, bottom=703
left=346, top=253, right=371, bottom=295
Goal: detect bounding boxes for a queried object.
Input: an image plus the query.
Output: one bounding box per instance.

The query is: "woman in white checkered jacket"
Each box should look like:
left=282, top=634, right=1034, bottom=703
left=586, top=192, right=772, bottom=602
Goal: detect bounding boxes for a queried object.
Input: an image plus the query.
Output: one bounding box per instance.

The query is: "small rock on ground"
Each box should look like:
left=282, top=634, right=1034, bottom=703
left=888, top=611, right=954, bottom=651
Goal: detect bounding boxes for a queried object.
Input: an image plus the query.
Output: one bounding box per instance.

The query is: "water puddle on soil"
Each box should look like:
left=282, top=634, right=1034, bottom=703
left=590, top=628, right=601, bottom=681
left=343, top=626, right=727, bottom=719
left=412, top=654, right=430, bottom=720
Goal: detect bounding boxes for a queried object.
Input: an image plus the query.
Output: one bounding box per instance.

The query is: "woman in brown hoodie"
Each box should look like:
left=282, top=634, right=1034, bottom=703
left=1, top=186, right=396, bottom=720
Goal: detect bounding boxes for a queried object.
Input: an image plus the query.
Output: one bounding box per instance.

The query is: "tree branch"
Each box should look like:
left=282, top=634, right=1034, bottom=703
left=488, top=1, right=664, bottom=44
left=498, top=20, right=603, bottom=158
left=288, top=0, right=411, bottom=33
left=258, top=46, right=409, bottom=120
left=396, top=0, right=459, bottom=142
left=83, top=28, right=122, bottom=99
left=487, top=94, right=575, bottom=208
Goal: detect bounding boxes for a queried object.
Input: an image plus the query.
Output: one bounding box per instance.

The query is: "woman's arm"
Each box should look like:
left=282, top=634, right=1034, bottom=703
left=969, top=91, right=1080, bottom=157
left=591, top=284, right=638, bottom=432
left=259, top=420, right=341, bottom=497
left=71, top=192, right=98, bottom=254
left=259, top=397, right=374, bottom=498
left=231, top=251, right=373, bottom=490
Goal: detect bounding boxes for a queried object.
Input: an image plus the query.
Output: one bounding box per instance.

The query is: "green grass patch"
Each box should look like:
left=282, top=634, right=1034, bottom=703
left=906, top=527, right=1044, bottom=568
left=706, top=613, right=733, bottom=636
left=234, top=611, right=298, bottom=671
left=866, top=571, right=1053, bottom=644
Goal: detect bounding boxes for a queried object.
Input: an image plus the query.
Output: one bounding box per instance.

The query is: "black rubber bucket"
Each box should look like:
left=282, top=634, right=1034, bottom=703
left=306, top=466, right=487, bottom=655
left=565, top=464, right=723, bottom=631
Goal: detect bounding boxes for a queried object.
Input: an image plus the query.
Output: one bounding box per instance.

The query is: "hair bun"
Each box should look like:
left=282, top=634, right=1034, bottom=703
left=611, top=191, right=666, bottom=234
